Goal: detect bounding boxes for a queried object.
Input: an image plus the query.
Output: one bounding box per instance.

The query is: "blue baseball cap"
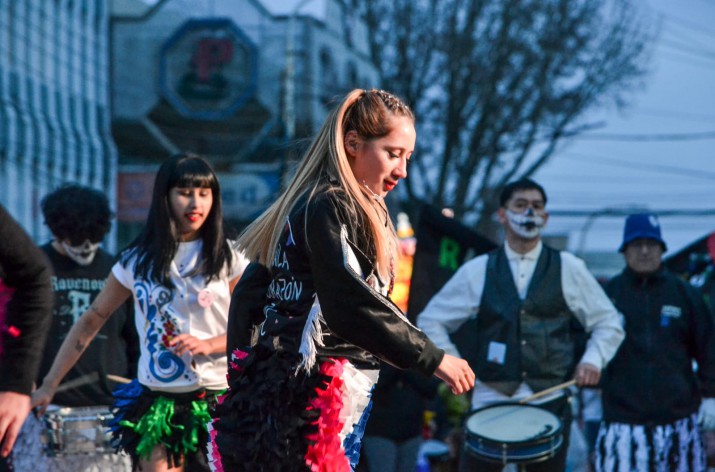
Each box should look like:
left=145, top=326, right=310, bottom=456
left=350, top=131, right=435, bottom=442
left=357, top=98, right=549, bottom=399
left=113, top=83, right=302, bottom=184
left=619, top=213, right=667, bottom=252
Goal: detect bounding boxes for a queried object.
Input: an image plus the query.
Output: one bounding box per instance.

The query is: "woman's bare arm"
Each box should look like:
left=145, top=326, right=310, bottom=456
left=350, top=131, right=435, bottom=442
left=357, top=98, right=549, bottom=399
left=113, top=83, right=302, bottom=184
left=32, top=274, right=131, bottom=413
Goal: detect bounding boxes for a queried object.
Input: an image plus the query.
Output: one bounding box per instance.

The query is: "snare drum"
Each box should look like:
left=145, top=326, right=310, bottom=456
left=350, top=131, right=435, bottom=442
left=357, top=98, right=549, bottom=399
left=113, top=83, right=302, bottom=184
left=463, top=403, right=563, bottom=465
left=42, top=405, right=115, bottom=456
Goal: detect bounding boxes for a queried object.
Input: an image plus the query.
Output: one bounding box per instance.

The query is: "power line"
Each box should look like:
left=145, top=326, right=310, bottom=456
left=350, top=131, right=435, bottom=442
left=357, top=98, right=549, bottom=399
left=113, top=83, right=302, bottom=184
left=659, top=40, right=715, bottom=63
left=659, top=50, right=715, bottom=69
left=557, top=152, right=715, bottom=180
left=635, top=106, right=715, bottom=123
left=571, top=130, right=715, bottom=142
left=662, top=19, right=715, bottom=54
left=659, top=10, right=715, bottom=39
left=544, top=195, right=714, bottom=208
left=545, top=189, right=714, bottom=201
left=549, top=208, right=715, bottom=217
left=663, top=21, right=715, bottom=52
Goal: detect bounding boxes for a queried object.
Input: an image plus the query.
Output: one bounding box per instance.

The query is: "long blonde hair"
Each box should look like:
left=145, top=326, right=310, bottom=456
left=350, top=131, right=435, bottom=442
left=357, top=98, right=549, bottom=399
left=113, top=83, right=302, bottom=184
left=237, top=88, right=414, bottom=281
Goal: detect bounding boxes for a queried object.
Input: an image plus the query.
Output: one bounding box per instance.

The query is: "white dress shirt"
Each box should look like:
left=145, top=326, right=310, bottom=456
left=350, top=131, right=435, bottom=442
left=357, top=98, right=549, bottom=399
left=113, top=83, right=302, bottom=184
left=417, top=241, right=624, bottom=408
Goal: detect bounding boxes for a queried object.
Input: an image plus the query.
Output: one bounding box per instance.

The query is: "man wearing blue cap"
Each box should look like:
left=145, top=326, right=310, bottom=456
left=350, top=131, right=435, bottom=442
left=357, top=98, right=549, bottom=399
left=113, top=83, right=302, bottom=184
left=595, top=213, right=715, bottom=471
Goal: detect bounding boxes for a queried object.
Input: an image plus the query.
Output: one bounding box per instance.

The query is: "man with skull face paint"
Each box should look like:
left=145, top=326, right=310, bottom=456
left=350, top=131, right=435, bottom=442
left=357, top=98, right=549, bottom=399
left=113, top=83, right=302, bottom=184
left=36, top=185, right=138, bottom=407
left=11, top=185, right=138, bottom=472
left=417, top=178, right=624, bottom=472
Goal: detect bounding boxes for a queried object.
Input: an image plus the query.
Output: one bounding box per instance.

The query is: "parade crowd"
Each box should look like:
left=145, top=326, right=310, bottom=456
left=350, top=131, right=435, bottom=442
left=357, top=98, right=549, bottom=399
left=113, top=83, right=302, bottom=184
left=1, top=89, right=714, bottom=472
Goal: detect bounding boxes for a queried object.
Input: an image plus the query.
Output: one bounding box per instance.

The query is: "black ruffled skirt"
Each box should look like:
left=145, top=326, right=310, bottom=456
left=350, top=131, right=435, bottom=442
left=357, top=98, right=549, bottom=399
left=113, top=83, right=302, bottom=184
left=209, top=344, right=376, bottom=472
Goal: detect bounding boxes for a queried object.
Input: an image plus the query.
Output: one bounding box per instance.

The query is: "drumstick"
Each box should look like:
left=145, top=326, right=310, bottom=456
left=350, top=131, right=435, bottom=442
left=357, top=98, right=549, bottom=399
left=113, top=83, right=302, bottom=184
left=519, top=379, right=577, bottom=404
left=55, top=371, right=100, bottom=393
left=106, top=374, right=132, bottom=384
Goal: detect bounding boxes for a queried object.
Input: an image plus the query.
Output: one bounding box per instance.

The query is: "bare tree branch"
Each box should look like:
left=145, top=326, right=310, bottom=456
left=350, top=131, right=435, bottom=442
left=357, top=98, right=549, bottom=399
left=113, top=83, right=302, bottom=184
left=351, top=0, right=654, bottom=235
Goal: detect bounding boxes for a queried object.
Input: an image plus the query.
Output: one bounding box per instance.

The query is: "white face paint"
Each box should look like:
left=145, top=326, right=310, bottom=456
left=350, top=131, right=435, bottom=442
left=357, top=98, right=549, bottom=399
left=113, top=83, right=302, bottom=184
left=506, top=208, right=545, bottom=239
left=61, top=240, right=101, bottom=266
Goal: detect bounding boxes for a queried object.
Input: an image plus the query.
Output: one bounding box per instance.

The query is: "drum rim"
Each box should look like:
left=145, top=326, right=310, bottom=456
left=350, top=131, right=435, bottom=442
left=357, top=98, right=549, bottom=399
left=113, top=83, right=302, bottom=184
left=44, top=405, right=114, bottom=417
left=41, top=406, right=116, bottom=456
left=464, top=402, right=563, bottom=444
left=464, top=433, right=564, bottom=464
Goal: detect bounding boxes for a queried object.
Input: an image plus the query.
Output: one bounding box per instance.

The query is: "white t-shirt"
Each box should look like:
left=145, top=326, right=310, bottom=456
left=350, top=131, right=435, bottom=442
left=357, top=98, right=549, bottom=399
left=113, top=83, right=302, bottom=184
left=112, top=240, right=249, bottom=393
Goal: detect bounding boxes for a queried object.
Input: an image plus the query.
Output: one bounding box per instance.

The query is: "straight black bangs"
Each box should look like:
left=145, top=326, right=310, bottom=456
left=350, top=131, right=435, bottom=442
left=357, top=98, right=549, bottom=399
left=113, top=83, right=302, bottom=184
left=170, top=158, right=218, bottom=190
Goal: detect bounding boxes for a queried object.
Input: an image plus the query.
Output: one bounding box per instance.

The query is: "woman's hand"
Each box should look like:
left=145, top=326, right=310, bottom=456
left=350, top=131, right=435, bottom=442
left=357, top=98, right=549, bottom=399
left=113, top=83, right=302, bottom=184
left=170, top=334, right=213, bottom=356
left=31, top=274, right=130, bottom=417
left=31, top=382, right=56, bottom=416
left=433, top=354, right=475, bottom=395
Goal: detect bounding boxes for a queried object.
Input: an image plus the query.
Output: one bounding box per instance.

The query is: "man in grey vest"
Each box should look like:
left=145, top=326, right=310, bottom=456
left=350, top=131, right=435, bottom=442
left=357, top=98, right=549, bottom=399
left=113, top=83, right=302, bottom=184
left=417, top=178, right=624, bottom=472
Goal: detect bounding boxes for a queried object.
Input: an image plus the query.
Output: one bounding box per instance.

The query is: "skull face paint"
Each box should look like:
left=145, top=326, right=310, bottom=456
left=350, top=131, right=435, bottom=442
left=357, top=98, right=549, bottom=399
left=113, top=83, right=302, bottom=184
left=61, top=239, right=101, bottom=266
left=505, top=208, right=546, bottom=239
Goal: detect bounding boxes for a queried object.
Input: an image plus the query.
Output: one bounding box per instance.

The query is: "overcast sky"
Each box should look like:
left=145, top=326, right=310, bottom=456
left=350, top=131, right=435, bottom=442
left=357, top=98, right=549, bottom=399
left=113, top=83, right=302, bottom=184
left=533, top=0, right=715, bottom=256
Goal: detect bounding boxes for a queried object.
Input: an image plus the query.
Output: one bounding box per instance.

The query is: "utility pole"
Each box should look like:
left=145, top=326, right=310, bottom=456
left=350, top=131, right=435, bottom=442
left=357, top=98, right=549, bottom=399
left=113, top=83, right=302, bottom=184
left=283, top=0, right=314, bottom=142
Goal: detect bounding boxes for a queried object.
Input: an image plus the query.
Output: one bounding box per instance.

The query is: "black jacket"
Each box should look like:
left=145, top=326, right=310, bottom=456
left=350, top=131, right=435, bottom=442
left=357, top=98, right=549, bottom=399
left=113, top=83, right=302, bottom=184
left=228, top=181, right=444, bottom=376
left=0, top=205, right=53, bottom=395
left=602, top=266, right=715, bottom=425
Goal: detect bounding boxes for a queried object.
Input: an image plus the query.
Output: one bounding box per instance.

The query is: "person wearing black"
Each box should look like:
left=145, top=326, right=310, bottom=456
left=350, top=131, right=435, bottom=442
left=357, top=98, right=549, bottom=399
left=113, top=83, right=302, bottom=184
left=595, top=213, right=715, bottom=471
left=12, top=185, right=137, bottom=471
left=37, top=185, right=138, bottom=407
left=210, top=89, right=474, bottom=471
left=0, top=204, right=53, bottom=471
left=361, top=363, right=438, bottom=472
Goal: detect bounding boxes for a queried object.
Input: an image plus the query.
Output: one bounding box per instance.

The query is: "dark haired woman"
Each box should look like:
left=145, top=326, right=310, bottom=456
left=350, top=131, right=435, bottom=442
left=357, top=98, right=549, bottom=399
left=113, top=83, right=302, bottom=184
left=33, top=153, right=249, bottom=472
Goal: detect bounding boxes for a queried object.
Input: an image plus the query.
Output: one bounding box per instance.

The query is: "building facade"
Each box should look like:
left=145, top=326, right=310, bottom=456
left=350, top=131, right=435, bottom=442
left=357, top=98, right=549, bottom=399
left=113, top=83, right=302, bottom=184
left=0, top=0, right=118, bottom=249
left=110, top=0, right=379, bottom=246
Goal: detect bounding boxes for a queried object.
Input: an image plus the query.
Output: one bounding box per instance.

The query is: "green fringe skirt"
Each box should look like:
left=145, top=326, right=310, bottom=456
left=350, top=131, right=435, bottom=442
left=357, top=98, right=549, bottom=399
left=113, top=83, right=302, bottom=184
left=110, top=380, right=221, bottom=471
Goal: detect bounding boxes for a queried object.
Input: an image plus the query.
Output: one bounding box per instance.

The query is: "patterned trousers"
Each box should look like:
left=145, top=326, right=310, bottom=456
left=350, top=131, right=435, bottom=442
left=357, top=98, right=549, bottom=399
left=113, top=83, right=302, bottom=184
left=594, top=414, right=706, bottom=472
